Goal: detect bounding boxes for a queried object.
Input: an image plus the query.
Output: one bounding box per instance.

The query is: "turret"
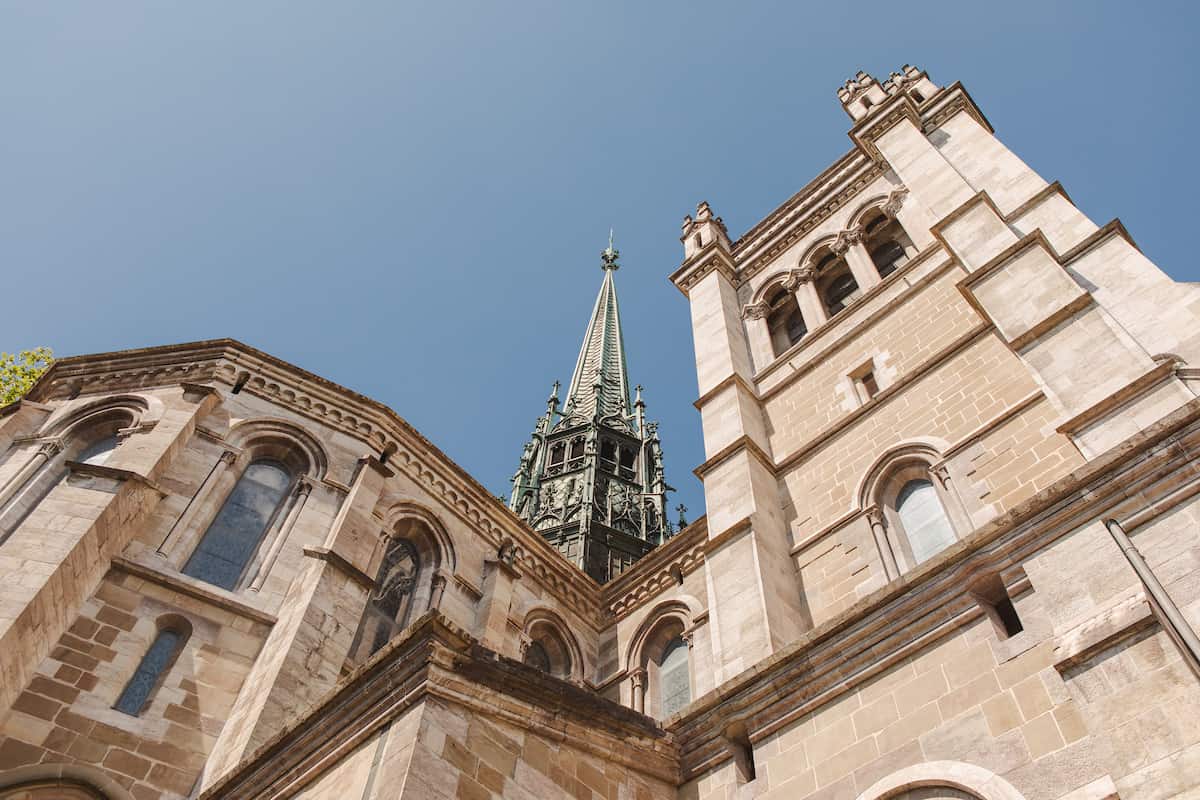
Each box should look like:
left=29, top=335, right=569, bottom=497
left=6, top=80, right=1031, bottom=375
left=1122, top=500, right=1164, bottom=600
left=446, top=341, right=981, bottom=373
left=839, top=65, right=940, bottom=121
left=681, top=200, right=732, bottom=260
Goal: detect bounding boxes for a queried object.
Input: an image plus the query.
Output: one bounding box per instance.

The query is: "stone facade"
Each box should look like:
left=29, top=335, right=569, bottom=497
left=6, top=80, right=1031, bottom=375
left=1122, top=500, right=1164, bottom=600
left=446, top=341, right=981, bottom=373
left=2, top=64, right=1200, bottom=800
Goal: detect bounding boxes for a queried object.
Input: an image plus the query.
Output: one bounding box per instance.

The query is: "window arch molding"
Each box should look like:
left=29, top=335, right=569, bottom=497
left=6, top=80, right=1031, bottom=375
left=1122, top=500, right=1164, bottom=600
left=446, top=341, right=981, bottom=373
left=345, top=503, right=454, bottom=666
left=625, top=599, right=697, bottom=717
left=113, top=613, right=192, bottom=716
left=795, top=233, right=842, bottom=275
left=519, top=606, right=584, bottom=682
left=225, top=418, right=329, bottom=480
left=43, top=393, right=162, bottom=440
left=857, top=441, right=971, bottom=575
left=854, top=760, right=1028, bottom=800
left=0, top=763, right=137, bottom=800
left=847, top=195, right=894, bottom=231
left=169, top=418, right=327, bottom=589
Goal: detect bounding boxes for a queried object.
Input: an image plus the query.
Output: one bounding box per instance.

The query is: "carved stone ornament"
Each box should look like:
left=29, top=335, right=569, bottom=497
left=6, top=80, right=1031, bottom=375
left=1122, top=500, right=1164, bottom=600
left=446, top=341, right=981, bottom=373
left=831, top=226, right=864, bottom=256
left=37, top=439, right=64, bottom=459
left=741, top=302, right=769, bottom=320
left=781, top=266, right=816, bottom=290
left=883, top=187, right=909, bottom=218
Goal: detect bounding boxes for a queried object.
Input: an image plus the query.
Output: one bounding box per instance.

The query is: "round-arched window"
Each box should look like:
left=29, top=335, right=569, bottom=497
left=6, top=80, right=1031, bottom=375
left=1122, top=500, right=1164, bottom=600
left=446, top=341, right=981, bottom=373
left=895, top=479, right=956, bottom=564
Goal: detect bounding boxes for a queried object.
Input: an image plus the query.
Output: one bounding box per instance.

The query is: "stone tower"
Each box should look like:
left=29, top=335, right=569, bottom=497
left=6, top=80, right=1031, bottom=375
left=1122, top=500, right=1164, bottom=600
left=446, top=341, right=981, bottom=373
left=508, top=238, right=672, bottom=583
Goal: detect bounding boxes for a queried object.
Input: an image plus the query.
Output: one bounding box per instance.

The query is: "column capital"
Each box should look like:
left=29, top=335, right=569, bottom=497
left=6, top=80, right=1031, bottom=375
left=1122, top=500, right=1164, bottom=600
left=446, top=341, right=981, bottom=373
left=883, top=186, right=909, bottom=218
left=782, top=265, right=817, bottom=290
left=37, top=438, right=64, bottom=458
left=832, top=225, right=864, bottom=256
left=629, top=667, right=647, bottom=689
left=218, top=449, right=238, bottom=466
left=741, top=301, right=769, bottom=320
left=865, top=505, right=886, bottom=529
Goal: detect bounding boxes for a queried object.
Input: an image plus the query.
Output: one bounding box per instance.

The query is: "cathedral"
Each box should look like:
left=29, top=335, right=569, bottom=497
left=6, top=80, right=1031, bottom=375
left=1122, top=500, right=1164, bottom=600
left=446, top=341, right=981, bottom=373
left=1, top=65, right=1199, bottom=800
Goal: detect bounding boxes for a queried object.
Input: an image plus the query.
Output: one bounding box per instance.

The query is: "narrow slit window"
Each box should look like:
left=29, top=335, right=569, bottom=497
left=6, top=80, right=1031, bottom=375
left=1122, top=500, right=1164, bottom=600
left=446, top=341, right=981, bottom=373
left=994, top=595, right=1024, bottom=637
left=114, top=628, right=186, bottom=716
left=860, top=371, right=879, bottom=400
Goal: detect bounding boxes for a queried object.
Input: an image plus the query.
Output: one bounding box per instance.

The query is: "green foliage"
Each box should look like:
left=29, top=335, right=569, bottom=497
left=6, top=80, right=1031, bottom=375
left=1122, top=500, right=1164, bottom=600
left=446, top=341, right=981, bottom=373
left=0, top=347, right=53, bottom=405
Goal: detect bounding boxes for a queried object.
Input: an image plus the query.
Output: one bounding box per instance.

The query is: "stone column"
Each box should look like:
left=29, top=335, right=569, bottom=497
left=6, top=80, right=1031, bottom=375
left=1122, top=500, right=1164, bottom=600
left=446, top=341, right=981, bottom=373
left=155, top=449, right=237, bottom=561
left=475, top=549, right=521, bottom=655
left=428, top=570, right=448, bottom=613
left=741, top=302, right=775, bottom=369
left=630, top=668, right=647, bottom=714
left=866, top=507, right=900, bottom=581
left=0, top=439, right=61, bottom=516
left=834, top=227, right=881, bottom=292
left=249, top=478, right=313, bottom=591
left=783, top=267, right=827, bottom=330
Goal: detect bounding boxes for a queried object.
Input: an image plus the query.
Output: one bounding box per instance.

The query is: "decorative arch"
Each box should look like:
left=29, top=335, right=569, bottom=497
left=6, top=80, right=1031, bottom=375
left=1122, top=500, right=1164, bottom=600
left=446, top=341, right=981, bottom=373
left=855, top=439, right=951, bottom=510
left=44, top=393, right=159, bottom=438
left=377, top=499, right=457, bottom=575
left=0, top=764, right=136, bottom=800
left=848, top=194, right=894, bottom=230
left=855, top=761, right=1027, bottom=800
left=750, top=270, right=799, bottom=305
left=625, top=598, right=697, bottom=671
left=226, top=418, right=329, bottom=479
left=797, top=233, right=842, bottom=272
left=520, top=606, right=585, bottom=681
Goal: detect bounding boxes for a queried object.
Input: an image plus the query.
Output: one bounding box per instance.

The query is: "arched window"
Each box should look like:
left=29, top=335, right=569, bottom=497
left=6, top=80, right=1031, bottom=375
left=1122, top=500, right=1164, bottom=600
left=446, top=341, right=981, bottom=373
left=821, top=269, right=861, bottom=316
left=348, top=537, right=419, bottom=663
left=523, top=641, right=552, bottom=672
left=182, top=459, right=293, bottom=590
left=77, top=434, right=120, bottom=467
left=522, top=618, right=576, bottom=680
left=895, top=478, right=957, bottom=564
left=863, top=211, right=917, bottom=279
left=657, top=636, right=691, bottom=716
left=114, top=621, right=189, bottom=716
left=765, top=286, right=807, bottom=356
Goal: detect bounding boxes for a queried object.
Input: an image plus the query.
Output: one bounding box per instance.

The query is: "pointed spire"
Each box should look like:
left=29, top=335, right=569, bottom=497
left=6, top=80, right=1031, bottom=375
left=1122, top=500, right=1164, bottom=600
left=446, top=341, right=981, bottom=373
left=564, top=236, right=632, bottom=423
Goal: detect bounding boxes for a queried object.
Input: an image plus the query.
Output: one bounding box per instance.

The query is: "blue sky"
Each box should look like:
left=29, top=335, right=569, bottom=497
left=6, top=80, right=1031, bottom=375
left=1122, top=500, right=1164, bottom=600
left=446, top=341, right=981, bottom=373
left=3, top=2, right=1198, bottom=518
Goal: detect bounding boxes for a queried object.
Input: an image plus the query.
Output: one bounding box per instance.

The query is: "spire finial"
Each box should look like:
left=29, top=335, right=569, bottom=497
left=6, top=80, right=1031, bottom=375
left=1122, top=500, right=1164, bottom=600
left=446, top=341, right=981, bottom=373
left=601, top=229, right=620, bottom=271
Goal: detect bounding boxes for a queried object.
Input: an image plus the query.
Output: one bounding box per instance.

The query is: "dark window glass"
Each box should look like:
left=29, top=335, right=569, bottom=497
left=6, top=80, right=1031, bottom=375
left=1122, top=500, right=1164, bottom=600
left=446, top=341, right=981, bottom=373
left=524, top=641, right=551, bottom=673
left=549, top=443, right=566, bottom=465
left=182, top=460, right=292, bottom=590
left=659, top=636, right=691, bottom=716
left=114, top=629, right=183, bottom=716
left=871, top=241, right=908, bottom=278
left=766, top=290, right=807, bottom=356
left=569, top=438, right=585, bottom=461
left=347, top=539, right=419, bottom=664
left=823, top=272, right=861, bottom=316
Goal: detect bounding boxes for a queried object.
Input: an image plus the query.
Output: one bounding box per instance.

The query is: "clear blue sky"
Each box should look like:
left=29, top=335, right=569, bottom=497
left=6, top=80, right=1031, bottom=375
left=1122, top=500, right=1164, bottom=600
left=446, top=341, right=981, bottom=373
left=3, top=2, right=1198, bottom=518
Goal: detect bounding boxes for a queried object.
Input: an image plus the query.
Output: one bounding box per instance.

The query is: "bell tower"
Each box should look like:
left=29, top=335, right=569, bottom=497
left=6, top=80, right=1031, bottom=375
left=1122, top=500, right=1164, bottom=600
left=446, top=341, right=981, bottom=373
left=509, top=237, right=676, bottom=583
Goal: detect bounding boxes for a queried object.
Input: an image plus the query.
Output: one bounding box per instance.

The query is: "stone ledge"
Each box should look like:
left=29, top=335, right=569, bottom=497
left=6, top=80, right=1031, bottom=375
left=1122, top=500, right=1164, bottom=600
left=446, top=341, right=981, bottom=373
left=1051, top=591, right=1155, bottom=673
left=111, top=555, right=277, bottom=626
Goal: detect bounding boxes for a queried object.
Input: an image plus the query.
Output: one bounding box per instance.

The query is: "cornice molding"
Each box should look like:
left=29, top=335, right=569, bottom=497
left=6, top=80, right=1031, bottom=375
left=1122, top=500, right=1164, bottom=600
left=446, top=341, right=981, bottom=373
left=601, top=518, right=708, bottom=621
left=667, top=399, right=1200, bottom=778
left=32, top=339, right=608, bottom=628
left=202, top=613, right=678, bottom=799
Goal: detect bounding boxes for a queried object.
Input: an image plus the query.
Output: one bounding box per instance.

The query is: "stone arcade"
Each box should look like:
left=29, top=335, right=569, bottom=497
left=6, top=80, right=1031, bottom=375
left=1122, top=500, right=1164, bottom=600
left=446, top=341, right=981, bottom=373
left=1, top=65, right=1200, bottom=800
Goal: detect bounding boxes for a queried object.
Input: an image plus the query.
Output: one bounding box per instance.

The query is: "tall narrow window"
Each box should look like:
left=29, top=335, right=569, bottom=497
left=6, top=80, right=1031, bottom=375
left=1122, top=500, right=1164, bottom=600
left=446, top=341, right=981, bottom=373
left=864, top=212, right=917, bottom=279
left=895, top=479, right=956, bottom=564
left=182, top=460, right=293, bottom=590
left=347, top=538, right=419, bottom=663
left=765, top=287, right=807, bottom=356
left=658, top=636, right=691, bottom=716
left=114, top=626, right=187, bottom=716
left=822, top=271, right=861, bottom=316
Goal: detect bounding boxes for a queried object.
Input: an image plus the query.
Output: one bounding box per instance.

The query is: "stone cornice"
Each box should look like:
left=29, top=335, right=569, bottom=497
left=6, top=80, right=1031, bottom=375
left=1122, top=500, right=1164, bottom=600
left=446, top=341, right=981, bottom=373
left=601, top=518, right=708, bottom=621
left=667, top=398, right=1200, bottom=779
left=32, top=339, right=608, bottom=628
left=669, top=243, right=738, bottom=296
left=202, top=613, right=678, bottom=799
left=111, top=555, right=277, bottom=627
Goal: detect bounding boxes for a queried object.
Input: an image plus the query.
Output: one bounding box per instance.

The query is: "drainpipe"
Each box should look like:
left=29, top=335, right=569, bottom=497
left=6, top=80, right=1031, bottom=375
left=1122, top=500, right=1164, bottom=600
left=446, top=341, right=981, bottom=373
left=1104, top=518, right=1200, bottom=678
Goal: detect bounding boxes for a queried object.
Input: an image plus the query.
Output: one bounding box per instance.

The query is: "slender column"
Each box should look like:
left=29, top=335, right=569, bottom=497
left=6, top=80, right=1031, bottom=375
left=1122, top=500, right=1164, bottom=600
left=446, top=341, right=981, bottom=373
left=156, top=449, right=237, bottom=560
left=0, top=439, right=62, bottom=512
left=834, top=227, right=880, bottom=291
left=866, top=507, right=900, bottom=581
left=428, top=570, right=448, bottom=612
left=250, top=478, right=313, bottom=591
left=783, top=267, right=827, bottom=329
left=741, top=303, right=774, bottom=368
left=630, top=668, right=647, bottom=714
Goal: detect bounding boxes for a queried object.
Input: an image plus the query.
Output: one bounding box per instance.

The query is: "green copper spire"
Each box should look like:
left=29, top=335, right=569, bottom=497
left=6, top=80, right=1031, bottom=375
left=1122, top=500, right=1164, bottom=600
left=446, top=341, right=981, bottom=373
left=563, top=237, right=631, bottom=428
left=508, top=236, right=675, bottom=583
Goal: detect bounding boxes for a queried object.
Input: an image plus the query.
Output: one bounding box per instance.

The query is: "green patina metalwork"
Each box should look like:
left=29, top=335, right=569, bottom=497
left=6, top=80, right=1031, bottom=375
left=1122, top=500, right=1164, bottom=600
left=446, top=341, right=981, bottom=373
left=509, top=238, right=676, bottom=583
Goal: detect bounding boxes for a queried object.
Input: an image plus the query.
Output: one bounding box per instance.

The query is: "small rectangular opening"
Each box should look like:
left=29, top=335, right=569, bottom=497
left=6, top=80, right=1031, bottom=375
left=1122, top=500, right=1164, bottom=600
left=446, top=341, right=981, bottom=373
left=725, top=724, right=756, bottom=783
left=971, top=574, right=1025, bottom=640
left=850, top=359, right=881, bottom=405
left=860, top=371, right=879, bottom=399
